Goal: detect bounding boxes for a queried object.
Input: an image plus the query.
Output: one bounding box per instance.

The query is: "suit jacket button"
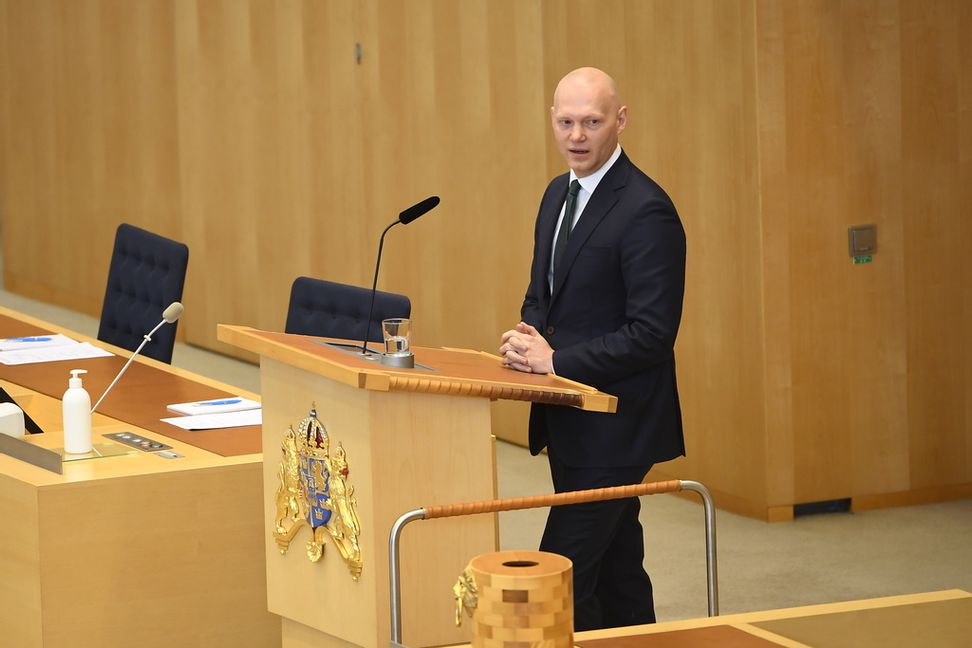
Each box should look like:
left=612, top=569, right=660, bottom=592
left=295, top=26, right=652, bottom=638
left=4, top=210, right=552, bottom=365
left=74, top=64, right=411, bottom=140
left=546, top=326, right=555, bottom=335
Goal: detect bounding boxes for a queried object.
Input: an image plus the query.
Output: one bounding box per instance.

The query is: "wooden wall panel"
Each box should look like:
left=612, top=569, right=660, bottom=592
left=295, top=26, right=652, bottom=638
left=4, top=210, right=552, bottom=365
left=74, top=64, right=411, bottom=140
left=962, top=4, right=972, bottom=486
left=757, top=0, right=972, bottom=508
left=175, top=0, right=321, bottom=351
left=756, top=0, right=797, bottom=511
left=0, top=0, right=181, bottom=312
left=899, top=0, right=969, bottom=490
left=839, top=1, right=910, bottom=498
left=0, top=1, right=5, bottom=233
left=1, top=0, right=73, bottom=305
left=2, top=0, right=970, bottom=519
left=770, top=1, right=859, bottom=504
left=166, top=0, right=552, bottom=369
left=351, top=0, right=549, bottom=445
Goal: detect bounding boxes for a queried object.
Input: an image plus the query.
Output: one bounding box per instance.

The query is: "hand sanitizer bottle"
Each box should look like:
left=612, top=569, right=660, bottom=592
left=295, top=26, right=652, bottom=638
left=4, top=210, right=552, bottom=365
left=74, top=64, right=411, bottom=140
left=63, top=369, right=92, bottom=454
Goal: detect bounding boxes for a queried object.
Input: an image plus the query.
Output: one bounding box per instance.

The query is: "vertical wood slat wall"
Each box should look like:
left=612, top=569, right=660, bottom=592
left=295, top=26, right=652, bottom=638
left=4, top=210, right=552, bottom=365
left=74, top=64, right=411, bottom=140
left=1, top=0, right=969, bottom=519
left=749, top=0, right=972, bottom=517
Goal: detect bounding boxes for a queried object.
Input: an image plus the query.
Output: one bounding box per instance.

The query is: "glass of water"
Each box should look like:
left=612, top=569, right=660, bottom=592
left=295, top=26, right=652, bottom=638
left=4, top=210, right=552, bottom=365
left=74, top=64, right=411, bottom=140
left=381, top=318, right=411, bottom=356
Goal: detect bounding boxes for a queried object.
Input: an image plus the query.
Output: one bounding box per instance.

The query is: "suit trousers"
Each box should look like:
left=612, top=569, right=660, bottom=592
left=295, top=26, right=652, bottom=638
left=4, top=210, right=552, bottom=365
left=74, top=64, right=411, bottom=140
left=539, top=453, right=656, bottom=631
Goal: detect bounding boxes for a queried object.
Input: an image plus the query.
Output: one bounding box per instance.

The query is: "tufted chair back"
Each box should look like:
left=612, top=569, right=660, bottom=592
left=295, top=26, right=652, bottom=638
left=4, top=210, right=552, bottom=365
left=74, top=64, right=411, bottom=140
left=285, top=277, right=410, bottom=344
left=97, top=224, right=189, bottom=364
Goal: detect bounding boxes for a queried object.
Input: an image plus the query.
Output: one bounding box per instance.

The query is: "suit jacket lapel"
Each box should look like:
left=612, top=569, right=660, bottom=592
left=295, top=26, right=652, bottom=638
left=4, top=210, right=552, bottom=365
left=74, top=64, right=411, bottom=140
left=549, top=154, right=631, bottom=305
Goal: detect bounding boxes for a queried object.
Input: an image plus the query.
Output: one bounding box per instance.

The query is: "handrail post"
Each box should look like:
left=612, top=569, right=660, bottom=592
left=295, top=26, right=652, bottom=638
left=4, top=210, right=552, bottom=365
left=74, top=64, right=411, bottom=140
left=388, top=508, right=425, bottom=647
left=679, top=480, right=719, bottom=616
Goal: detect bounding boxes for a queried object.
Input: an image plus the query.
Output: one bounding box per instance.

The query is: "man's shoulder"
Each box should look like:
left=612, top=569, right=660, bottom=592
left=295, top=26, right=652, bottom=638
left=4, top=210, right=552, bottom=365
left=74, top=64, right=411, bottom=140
left=619, top=155, right=676, bottom=208
left=543, top=171, right=571, bottom=191
left=538, top=171, right=571, bottom=207
left=539, top=154, right=673, bottom=206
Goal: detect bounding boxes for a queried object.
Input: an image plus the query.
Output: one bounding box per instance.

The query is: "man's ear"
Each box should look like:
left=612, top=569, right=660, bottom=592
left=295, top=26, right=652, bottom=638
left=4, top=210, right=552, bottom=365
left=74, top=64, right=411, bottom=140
left=617, top=105, right=628, bottom=134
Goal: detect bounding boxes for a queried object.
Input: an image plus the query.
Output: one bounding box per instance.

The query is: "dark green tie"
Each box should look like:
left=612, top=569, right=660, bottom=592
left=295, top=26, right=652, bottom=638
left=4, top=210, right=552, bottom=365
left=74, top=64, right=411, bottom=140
left=553, top=179, right=581, bottom=284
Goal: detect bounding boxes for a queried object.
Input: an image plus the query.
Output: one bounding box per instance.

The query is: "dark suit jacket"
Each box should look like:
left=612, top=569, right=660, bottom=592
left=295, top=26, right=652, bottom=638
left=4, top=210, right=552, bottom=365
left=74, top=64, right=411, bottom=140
left=521, top=151, right=686, bottom=468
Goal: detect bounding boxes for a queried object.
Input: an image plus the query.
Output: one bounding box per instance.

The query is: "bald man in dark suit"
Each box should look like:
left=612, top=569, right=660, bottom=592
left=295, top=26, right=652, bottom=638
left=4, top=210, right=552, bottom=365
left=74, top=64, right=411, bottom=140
left=500, top=67, right=686, bottom=631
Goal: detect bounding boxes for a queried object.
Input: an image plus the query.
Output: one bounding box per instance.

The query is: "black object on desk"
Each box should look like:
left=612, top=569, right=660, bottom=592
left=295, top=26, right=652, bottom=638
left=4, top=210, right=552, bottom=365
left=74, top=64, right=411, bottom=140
left=0, top=386, right=46, bottom=434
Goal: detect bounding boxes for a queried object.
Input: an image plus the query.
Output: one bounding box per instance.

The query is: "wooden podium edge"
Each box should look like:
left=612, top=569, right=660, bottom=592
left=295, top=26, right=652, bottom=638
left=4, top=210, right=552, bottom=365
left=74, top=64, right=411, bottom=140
left=218, top=325, right=617, bottom=412
left=217, top=323, right=387, bottom=391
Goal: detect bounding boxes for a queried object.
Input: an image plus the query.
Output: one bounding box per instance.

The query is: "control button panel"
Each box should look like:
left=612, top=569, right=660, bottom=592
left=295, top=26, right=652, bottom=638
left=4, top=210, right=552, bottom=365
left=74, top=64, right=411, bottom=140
left=102, top=431, right=173, bottom=452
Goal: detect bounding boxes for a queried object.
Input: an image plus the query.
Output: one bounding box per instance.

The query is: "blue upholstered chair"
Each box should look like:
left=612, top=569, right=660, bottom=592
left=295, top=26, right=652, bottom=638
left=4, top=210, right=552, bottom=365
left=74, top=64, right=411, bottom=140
left=97, top=224, right=189, bottom=364
left=285, top=277, right=411, bottom=344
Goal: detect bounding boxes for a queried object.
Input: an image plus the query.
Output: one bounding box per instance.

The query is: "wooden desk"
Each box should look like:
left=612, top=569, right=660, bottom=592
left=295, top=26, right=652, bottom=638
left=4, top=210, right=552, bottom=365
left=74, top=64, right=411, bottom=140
left=0, top=307, right=279, bottom=648
left=571, top=589, right=971, bottom=647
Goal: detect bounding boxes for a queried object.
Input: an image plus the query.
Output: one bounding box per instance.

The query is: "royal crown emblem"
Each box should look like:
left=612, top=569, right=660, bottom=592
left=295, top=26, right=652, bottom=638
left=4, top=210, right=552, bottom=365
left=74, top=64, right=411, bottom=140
left=272, top=405, right=363, bottom=581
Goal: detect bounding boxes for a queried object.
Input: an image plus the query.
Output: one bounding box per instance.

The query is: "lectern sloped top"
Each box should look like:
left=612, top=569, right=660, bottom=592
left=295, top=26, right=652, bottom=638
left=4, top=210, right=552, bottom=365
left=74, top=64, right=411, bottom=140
left=217, top=324, right=617, bottom=413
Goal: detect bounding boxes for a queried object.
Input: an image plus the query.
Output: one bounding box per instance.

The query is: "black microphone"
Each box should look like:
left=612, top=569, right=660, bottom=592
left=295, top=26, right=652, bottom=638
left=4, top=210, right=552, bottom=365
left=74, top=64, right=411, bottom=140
left=91, top=302, right=184, bottom=413
left=360, top=197, right=439, bottom=354
left=398, top=195, right=440, bottom=224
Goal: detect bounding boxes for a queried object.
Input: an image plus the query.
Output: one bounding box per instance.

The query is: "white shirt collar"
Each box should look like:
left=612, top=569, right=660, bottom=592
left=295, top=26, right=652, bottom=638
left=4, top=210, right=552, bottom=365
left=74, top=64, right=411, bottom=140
left=569, top=144, right=622, bottom=195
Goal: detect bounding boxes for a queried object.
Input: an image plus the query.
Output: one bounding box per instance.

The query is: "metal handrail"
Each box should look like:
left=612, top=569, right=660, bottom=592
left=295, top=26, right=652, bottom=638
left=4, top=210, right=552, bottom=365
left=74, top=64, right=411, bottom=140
left=388, top=478, right=718, bottom=646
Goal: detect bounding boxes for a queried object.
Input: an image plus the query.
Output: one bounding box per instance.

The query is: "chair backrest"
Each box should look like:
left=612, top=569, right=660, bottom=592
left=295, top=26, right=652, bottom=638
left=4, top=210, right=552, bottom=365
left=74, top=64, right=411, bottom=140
left=97, top=224, right=189, bottom=364
left=285, top=276, right=411, bottom=343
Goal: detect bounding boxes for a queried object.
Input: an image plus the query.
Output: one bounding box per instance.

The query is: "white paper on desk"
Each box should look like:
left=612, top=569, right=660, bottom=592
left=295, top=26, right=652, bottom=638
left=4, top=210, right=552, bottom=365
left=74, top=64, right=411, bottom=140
left=161, top=408, right=262, bottom=431
left=166, top=396, right=261, bottom=416
left=0, top=333, right=78, bottom=352
left=0, top=341, right=113, bottom=365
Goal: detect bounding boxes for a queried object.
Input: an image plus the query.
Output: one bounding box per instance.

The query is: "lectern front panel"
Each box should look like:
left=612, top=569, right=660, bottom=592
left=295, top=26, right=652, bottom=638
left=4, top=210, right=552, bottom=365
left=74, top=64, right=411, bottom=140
left=261, top=358, right=494, bottom=647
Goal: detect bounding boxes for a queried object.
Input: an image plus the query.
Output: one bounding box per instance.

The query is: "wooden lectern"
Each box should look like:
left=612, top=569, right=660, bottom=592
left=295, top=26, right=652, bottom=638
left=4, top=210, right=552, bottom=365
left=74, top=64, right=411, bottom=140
left=217, top=326, right=616, bottom=648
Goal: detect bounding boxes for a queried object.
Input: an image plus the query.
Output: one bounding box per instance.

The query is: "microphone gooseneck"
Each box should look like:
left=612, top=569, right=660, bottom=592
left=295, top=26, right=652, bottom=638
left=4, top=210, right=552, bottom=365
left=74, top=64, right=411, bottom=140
left=360, top=197, right=439, bottom=354
left=360, top=221, right=401, bottom=354
left=91, top=302, right=184, bottom=414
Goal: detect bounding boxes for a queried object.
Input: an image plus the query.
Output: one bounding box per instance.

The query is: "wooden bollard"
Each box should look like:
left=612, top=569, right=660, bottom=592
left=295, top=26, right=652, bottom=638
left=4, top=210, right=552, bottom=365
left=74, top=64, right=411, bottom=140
left=456, top=550, right=573, bottom=647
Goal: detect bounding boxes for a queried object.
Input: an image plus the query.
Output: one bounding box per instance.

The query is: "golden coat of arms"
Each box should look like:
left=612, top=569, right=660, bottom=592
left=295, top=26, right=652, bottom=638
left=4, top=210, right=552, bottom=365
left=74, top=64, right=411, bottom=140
left=272, top=406, right=363, bottom=581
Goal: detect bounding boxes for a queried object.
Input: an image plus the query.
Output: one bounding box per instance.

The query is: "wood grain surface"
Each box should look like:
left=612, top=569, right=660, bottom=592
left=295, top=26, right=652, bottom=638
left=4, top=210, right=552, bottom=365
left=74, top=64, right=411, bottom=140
left=2, top=1, right=970, bottom=518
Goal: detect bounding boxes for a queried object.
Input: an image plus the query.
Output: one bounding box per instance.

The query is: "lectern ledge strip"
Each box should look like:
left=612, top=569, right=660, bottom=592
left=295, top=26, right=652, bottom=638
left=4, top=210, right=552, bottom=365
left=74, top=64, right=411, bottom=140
left=0, top=433, right=63, bottom=474
left=385, top=376, right=585, bottom=405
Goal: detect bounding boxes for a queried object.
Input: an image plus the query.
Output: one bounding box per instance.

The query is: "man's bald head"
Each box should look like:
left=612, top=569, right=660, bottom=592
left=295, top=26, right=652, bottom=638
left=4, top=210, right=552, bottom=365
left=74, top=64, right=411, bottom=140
left=553, top=67, right=622, bottom=111
left=550, top=67, right=627, bottom=177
